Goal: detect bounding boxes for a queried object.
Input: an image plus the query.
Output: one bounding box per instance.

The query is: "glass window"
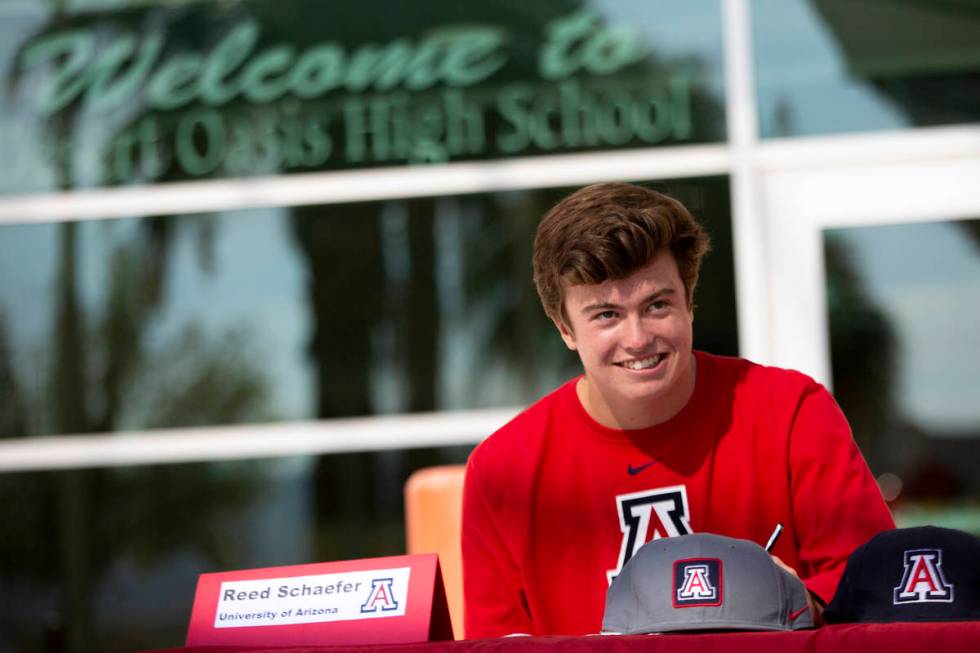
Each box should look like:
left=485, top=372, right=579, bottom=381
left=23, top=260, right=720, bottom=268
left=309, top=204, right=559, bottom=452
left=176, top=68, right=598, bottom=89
left=0, top=0, right=725, bottom=195
left=825, top=218, right=980, bottom=531
left=0, top=175, right=738, bottom=650
left=753, top=0, right=980, bottom=137
left=0, top=176, right=737, bottom=438
left=0, top=448, right=468, bottom=652
left=0, top=171, right=737, bottom=649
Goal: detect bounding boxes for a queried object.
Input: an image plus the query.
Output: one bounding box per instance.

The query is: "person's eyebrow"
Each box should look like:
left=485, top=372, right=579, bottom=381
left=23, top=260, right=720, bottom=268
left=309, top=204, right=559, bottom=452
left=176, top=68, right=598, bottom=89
left=580, top=289, right=675, bottom=313
left=644, top=288, right=676, bottom=302
left=580, top=301, right=619, bottom=313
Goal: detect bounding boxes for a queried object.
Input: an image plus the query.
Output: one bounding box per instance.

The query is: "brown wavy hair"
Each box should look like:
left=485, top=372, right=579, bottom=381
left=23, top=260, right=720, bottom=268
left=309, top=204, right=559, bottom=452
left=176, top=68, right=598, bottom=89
left=533, top=182, right=711, bottom=327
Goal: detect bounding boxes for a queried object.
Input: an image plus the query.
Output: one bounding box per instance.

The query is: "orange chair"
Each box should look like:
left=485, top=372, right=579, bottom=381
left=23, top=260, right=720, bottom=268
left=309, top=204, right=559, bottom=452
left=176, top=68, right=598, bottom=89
left=404, top=464, right=466, bottom=639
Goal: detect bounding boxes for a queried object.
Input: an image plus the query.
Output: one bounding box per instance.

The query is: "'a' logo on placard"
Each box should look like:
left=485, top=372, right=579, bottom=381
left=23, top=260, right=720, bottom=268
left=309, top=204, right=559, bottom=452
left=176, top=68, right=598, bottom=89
left=360, top=577, right=398, bottom=613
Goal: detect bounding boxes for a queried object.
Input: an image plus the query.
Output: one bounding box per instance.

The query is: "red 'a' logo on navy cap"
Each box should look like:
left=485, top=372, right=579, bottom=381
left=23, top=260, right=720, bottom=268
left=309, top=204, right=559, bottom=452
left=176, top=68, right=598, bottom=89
left=893, top=549, right=954, bottom=604
left=673, top=558, right=723, bottom=608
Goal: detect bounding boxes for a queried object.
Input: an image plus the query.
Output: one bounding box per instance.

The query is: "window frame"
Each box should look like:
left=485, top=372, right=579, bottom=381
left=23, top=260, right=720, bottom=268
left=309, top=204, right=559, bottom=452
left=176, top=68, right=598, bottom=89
left=1, top=0, right=979, bottom=471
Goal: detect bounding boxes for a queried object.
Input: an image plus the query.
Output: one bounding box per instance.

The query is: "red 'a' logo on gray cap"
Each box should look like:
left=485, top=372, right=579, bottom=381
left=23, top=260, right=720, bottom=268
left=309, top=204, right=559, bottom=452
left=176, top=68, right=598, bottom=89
left=673, top=558, right=723, bottom=608
left=893, top=549, right=954, bottom=604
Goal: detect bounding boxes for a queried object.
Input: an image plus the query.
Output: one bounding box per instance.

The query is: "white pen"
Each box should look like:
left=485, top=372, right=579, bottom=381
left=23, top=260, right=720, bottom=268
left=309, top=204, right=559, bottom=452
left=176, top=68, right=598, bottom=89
left=765, top=523, right=784, bottom=552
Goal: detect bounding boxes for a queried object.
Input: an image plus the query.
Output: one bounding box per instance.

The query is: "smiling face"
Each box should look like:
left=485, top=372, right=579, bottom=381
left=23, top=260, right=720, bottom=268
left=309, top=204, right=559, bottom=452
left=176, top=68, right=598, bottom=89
left=556, top=249, right=696, bottom=430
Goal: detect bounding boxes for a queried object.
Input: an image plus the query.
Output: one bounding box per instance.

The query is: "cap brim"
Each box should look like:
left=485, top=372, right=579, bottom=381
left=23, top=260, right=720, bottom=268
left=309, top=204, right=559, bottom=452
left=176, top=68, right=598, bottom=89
left=624, top=619, right=811, bottom=634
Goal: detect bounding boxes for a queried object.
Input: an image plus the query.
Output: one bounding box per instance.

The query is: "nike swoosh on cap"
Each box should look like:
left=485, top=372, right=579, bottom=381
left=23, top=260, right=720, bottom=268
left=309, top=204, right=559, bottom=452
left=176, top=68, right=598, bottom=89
left=627, top=461, right=657, bottom=476
left=788, top=605, right=809, bottom=621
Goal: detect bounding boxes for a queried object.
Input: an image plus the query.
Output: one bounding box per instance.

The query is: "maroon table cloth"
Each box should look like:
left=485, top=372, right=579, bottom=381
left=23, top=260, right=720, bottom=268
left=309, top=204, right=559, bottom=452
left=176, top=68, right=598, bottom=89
left=143, top=621, right=980, bottom=653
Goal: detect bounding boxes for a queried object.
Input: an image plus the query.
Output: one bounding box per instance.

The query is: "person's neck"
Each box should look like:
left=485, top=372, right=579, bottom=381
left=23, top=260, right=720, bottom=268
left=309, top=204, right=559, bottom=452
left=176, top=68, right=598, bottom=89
left=579, top=354, right=698, bottom=430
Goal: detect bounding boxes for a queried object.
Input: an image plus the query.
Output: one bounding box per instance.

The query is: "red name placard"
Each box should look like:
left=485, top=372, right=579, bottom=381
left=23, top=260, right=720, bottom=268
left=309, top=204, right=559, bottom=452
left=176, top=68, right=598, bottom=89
left=186, top=553, right=452, bottom=646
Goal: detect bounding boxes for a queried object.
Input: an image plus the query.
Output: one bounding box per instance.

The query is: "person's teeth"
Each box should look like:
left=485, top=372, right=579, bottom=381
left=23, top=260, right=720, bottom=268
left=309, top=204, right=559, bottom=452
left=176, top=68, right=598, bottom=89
left=624, top=355, right=661, bottom=370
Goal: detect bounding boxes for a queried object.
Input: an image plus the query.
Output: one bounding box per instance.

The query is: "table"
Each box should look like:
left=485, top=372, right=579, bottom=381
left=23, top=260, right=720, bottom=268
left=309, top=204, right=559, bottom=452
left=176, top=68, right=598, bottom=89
left=143, top=621, right=980, bottom=653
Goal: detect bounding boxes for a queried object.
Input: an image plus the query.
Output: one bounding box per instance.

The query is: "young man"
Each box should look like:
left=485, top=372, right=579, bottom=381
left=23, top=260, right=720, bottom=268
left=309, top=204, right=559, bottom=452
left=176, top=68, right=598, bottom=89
left=461, top=182, right=894, bottom=638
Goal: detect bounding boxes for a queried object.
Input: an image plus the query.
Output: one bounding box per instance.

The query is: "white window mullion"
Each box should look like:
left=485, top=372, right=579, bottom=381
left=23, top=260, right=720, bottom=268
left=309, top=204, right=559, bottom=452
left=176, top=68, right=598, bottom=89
left=0, top=408, right=520, bottom=473
left=0, top=145, right=731, bottom=226
left=722, top=0, right=773, bottom=366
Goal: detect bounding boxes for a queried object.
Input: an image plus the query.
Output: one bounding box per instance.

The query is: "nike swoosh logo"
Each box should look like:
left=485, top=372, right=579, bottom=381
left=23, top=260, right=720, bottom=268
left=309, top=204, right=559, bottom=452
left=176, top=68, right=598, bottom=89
left=788, top=605, right=809, bottom=621
left=627, top=461, right=657, bottom=476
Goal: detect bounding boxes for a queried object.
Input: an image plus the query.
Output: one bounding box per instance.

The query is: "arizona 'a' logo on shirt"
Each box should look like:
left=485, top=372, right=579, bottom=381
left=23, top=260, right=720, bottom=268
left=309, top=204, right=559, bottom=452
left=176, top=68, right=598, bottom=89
left=607, top=485, right=692, bottom=584
left=674, top=558, right=722, bottom=607
left=893, top=549, right=954, bottom=604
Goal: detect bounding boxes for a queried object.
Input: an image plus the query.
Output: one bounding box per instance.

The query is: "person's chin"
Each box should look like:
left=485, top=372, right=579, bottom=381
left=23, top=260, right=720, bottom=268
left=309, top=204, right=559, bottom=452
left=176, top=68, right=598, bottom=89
left=614, top=373, right=673, bottom=403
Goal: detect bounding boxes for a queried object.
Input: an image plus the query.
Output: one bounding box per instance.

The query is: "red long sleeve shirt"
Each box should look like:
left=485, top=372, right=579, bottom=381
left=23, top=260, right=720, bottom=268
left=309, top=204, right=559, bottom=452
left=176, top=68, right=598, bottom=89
left=462, top=351, right=894, bottom=638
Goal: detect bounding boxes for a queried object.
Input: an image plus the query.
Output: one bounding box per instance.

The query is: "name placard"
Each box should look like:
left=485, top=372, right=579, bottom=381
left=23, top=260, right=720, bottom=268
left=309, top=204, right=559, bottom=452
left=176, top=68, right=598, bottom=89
left=186, top=554, right=452, bottom=646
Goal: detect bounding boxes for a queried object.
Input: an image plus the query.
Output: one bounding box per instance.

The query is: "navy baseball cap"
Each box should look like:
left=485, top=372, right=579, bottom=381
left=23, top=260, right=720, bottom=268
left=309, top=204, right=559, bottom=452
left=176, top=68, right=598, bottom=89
left=824, top=526, right=980, bottom=624
left=601, top=533, right=814, bottom=634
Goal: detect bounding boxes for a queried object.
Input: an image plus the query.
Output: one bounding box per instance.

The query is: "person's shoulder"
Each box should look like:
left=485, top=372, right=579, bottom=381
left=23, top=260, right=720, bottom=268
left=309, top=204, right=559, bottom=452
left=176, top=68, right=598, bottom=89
left=698, top=351, right=822, bottom=398
left=468, top=378, right=576, bottom=467
left=699, top=352, right=838, bottom=441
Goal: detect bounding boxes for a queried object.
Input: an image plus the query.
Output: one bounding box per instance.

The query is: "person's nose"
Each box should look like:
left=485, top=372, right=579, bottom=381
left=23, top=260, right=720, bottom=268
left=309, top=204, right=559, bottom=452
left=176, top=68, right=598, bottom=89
left=622, top=313, right=653, bottom=352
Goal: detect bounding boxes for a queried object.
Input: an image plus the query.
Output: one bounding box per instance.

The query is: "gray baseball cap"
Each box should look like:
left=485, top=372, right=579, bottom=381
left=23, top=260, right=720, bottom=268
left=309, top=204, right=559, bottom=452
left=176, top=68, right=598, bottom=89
left=602, top=533, right=815, bottom=634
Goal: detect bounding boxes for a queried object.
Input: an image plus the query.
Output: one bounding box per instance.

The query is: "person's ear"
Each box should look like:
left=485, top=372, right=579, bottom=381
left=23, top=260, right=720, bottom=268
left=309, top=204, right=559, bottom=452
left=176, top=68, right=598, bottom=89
left=554, top=317, right=577, bottom=351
